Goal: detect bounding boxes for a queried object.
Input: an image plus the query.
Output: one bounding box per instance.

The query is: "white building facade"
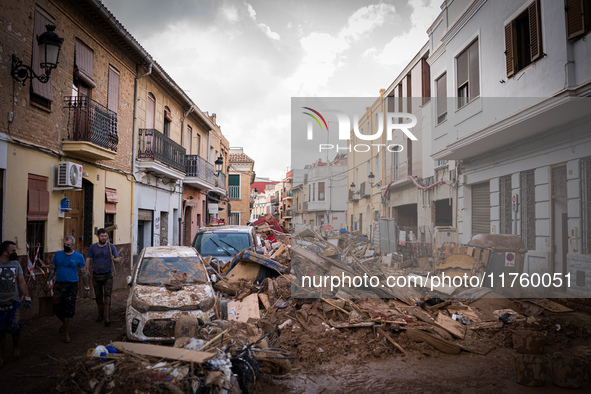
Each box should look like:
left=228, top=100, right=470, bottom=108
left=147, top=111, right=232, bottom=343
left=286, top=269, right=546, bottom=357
left=428, top=0, right=591, bottom=295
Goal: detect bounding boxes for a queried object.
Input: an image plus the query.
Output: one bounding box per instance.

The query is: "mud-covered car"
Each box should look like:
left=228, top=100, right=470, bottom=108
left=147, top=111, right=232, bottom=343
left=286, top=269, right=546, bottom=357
left=192, top=225, right=263, bottom=266
left=126, top=246, right=216, bottom=342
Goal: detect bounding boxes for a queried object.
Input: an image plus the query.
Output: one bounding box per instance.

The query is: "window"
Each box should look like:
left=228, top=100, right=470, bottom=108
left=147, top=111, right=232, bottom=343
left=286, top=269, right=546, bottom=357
left=422, top=58, right=431, bottom=104
left=312, top=183, right=315, bottom=201
left=30, top=7, right=55, bottom=108
left=164, top=106, right=172, bottom=137
left=28, top=174, right=49, bottom=221
left=521, top=170, right=536, bottom=249
left=434, top=199, right=453, bottom=227
left=147, top=93, right=155, bottom=129
left=196, top=134, right=201, bottom=156
left=27, top=174, right=49, bottom=266
left=581, top=158, right=591, bottom=253
left=436, top=73, right=447, bottom=124
left=229, top=175, right=240, bottom=200
left=74, top=40, right=96, bottom=92
left=318, top=182, right=325, bottom=201
left=107, top=66, right=119, bottom=114
left=565, top=0, right=591, bottom=40
left=505, top=0, right=543, bottom=77
left=499, top=175, right=512, bottom=234
left=187, top=125, right=193, bottom=154
left=105, top=188, right=117, bottom=241
left=456, top=39, right=479, bottom=108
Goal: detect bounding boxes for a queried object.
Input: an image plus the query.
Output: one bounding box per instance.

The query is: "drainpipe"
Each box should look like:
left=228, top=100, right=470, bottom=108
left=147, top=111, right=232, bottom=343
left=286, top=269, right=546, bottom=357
left=131, top=63, right=152, bottom=254
left=179, top=105, right=194, bottom=245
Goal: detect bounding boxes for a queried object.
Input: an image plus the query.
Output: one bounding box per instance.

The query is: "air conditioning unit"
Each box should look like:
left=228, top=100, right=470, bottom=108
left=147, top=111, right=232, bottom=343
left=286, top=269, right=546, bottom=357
left=57, top=161, right=83, bottom=188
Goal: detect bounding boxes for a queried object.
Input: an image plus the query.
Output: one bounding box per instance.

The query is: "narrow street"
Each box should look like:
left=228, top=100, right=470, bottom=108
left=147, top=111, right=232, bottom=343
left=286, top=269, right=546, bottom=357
left=2, top=286, right=591, bottom=393
left=1, top=289, right=129, bottom=394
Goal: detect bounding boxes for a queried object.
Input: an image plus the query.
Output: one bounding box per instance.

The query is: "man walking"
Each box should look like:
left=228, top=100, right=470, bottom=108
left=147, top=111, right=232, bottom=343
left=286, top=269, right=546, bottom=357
left=86, top=229, right=119, bottom=326
left=0, top=241, right=31, bottom=367
left=47, top=236, right=89, bottom=343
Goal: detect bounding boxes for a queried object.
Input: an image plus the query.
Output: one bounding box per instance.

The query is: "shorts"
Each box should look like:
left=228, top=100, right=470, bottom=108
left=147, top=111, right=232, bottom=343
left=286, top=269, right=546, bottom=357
left=0, top=301, right=22, bottom=339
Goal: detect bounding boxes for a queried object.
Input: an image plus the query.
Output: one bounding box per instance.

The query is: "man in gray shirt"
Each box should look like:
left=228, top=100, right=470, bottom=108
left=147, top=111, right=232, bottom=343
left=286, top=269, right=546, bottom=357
left=0, top=241, right=31, bottom=367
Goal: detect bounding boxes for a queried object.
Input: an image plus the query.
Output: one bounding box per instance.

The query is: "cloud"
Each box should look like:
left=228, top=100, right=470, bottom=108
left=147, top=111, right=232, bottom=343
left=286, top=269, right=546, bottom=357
left=246, top=3, right=281, bottom=41
left=341, top=3, right=397, bottom=41
left=285, top=3, right=396, bottom=96
left=371, top=0, right=441, bottom=67
left=219, top=4, right=240, bottom=23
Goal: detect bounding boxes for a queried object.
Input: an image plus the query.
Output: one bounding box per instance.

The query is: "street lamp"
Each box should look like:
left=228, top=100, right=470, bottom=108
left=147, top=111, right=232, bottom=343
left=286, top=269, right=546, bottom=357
left=11, top=25, right=64, bottom=85
left=368, top=172, right=375, bottom=187
left=214, top=156, right=224, bottom=175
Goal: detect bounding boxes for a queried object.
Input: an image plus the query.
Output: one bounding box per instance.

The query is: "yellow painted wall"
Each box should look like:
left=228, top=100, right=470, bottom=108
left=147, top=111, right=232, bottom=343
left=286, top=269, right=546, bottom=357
left=5, top=144, right=133, bottom=254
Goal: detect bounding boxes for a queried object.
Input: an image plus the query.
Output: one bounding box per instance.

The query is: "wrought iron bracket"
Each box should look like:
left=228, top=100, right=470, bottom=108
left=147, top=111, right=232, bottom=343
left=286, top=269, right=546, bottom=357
left=11, top=54, right=51, bottom=85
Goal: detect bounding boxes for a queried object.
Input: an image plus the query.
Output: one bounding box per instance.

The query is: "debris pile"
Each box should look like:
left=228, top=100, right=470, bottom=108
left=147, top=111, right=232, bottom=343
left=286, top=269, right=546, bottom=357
left=52, top=221, right=591, bottom=391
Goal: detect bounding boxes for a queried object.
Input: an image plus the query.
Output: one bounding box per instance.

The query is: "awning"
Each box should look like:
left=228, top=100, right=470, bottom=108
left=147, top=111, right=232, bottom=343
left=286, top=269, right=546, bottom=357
left=184, top=199, right=200, bottom=207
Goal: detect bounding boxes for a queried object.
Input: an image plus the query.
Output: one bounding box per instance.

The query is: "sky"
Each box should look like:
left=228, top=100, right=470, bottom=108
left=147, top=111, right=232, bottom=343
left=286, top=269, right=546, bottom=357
left=100, top=0, right=442, bottom=180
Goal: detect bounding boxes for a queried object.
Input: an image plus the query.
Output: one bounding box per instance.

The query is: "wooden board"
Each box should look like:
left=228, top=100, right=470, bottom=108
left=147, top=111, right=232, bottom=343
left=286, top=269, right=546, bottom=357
left=112, top=341, right=215, bottom=363
left=468, top=321, right=504, bottom=330
left=376, top=327, right=406, bottom=354
left=406, top=329, right=461, bottom=354
left=527, top=299, right=573, bottom=313
left=226, top=262, right=261, bottom=283
left=434, top=312, right=466, bottom=339
left=258, top=293, right=271, bottom=310
left=228, top=293, right=260, bottom=322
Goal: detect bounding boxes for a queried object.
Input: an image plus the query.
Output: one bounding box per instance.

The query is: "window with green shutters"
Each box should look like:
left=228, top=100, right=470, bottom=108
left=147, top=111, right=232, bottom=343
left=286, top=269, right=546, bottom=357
left=229, top=174, right=240, bottom=200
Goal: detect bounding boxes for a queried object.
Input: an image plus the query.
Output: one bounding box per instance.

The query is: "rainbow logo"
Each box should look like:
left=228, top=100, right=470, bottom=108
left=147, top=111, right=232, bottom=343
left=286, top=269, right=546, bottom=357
left=302, top=107, right=329, bottom=131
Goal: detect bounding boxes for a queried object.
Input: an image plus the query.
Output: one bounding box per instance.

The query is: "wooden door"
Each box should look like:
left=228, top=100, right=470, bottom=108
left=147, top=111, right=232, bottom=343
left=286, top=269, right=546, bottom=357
left=64, top=190, right=84, bottom=253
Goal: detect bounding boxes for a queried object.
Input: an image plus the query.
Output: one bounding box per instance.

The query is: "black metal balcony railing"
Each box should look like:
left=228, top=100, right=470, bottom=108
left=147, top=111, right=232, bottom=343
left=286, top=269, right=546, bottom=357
left=216, top=172, right=226, bottom=190
left=185, top=154, right=214, bottom=184
left=138, top=129, right=186, bottom=173
left=64, top=96, right=118, bottom=151
left=349, top=190, right=359, bottom=201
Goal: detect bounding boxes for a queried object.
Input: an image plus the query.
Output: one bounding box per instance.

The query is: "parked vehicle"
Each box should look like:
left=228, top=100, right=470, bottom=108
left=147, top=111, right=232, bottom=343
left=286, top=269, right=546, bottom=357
left=192, top=225, right=263, bottom=266
left=126, top=246, right=215, bottom=342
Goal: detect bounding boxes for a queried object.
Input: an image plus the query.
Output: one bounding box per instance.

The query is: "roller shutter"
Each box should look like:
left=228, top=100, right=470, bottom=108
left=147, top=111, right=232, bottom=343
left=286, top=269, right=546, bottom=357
left=472, top=182, right=490, bottom=234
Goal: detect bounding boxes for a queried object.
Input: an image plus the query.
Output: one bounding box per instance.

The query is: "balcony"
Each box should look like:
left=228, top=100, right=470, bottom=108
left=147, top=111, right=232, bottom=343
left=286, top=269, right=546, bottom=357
left=302, top=201, right=308, bottom=211
left=63, top=96, right=118, bottom=161
left=349, top=189, right=359, bottom=202
left=283, top=190, right=293, bottom=199
left=215, top=172, right=226, bottom=190
left=284, top=210, right=292, bottom=218
left=185, top=154, right=214, bottom=189
left=137, top=129, right=186, bottom=179
left=360, top=182, right=370, bottom=198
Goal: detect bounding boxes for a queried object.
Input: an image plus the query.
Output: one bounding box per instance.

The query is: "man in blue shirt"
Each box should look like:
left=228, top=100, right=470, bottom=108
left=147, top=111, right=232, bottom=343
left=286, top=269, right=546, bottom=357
left=0, top=241, right=31, bottom=367
left=47, top=236, right=89, bottom=343
left=86, top=228, right=119, bottom=326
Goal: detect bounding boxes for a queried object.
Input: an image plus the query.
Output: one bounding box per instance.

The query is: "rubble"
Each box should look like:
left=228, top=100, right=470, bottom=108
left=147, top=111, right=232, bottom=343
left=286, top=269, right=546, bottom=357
left=52, top=223, right=591, bottom=391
